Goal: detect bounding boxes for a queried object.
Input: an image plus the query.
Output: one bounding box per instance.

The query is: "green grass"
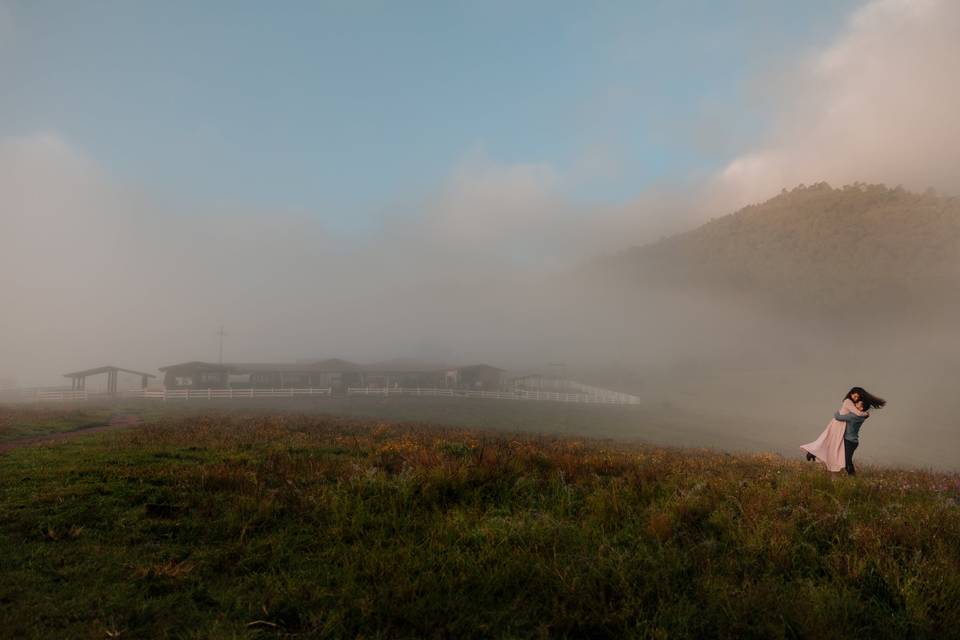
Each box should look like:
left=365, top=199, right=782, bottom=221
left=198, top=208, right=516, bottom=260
left=0, top=403, right=170, bottom=442
left=1, top=409, right=959, bottom=638
left=129, top=395, right=778, bottom=452
left=0, top=405, right=116, bottom=441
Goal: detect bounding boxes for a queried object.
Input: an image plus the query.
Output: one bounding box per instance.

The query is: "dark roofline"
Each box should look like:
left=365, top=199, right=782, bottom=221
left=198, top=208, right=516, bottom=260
left=64, top=366, right=156, bottom=379
left=157, top=360, right=504, bottom=375
left=455, top=364, right=505, bottom=372
left=157, top=361, right=226, bottom=372
left=158, top=361, right=362, bottom=374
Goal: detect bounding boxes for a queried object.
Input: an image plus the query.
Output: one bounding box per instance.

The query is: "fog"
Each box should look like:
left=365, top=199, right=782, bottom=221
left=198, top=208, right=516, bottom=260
left=3, top=0, right=960, bottom=469
left=0, top=133, right=717, bottom=383
left=711, top=0, right=960, bottom=208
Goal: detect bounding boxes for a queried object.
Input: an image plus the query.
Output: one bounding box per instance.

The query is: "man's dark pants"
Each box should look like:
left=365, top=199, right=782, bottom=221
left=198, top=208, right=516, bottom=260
left=843, top=438, right=859, bottom=475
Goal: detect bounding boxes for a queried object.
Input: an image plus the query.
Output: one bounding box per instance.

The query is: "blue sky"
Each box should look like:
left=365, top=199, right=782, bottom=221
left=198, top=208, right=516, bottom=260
left=4, top=0, right=861, bottom=231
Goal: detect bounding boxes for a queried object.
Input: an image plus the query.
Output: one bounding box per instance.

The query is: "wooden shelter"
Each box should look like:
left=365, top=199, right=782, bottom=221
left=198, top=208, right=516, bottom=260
left=63, top=366, right=156, bottom=395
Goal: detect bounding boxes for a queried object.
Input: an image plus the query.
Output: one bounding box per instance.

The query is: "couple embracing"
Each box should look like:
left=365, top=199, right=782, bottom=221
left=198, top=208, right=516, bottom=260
left=801, top=387, right=886, bottom=476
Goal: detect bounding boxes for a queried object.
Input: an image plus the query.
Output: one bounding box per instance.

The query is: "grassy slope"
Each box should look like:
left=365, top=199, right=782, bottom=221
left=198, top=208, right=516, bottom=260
left=1, top=410, right=959, bottom=639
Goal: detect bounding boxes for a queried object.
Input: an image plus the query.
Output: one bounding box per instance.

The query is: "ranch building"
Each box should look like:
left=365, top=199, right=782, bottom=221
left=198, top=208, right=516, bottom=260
left=158, top=360, right=504, bottom=393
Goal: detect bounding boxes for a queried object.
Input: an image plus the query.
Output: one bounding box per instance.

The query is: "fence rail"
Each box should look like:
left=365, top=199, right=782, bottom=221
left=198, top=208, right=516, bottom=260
left=17, top=383, right=641, bottom=406
left=136, top=388, right=333, bottom=400
left=347, top=387, right=641, bottom=405
left=33, top=390, right=90, bottom=402
left=560, top=381, right=642, bottom=405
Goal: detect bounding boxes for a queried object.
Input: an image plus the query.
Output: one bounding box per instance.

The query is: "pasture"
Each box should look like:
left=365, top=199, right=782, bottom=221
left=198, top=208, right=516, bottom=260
left=1, top=406, right=958, bottom=638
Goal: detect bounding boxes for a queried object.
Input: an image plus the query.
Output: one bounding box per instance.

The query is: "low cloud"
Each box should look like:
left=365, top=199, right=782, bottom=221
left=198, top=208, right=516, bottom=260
left=711, top=0, right=960, bottom=208
left=0, top=134, right=642, bottom=383
left=4, top=0, right=960, bottom=388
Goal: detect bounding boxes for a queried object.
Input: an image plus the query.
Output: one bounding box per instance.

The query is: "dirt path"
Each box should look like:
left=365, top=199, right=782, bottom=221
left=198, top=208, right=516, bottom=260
left=0, top=414, right=143, bottom=453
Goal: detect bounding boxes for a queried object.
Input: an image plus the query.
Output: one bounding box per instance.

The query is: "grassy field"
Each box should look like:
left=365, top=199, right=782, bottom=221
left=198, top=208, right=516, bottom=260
left=81, top=396, right=779, bottom=453
left=0, top=405, right=118, bottom=441
left=1, top=408, right=959, bottom=638
left=0, top=403, right=170, bottom=442
left=6, top=393, right=951, bottom=470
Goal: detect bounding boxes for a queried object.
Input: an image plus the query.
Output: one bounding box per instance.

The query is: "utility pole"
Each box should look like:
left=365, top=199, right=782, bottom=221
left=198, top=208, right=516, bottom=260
left=217, top=325, right=227, bottom=365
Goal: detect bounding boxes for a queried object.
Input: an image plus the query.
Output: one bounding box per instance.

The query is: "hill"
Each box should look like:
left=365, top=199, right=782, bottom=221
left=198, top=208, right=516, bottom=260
left=1, top=407, right=958, bottom=638
left=598, top=183, right=960, bottom=317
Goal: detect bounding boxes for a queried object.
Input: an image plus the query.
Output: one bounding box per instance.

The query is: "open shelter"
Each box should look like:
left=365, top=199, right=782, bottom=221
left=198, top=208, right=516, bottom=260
left=63, top=366, right=156, bottom=395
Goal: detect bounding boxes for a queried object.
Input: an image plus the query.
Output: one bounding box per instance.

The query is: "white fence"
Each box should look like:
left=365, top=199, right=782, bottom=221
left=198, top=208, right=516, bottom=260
left=136, top=388, right=333, bottom=400
left=347, top=387, right=641, bottom=405
left=17, top=383, right=641, bottom=407
left=33, top=390, right=91, bottom=402
left=7, top=388, right=333, bottom=402
left=562, top=381, right=642, bottom=405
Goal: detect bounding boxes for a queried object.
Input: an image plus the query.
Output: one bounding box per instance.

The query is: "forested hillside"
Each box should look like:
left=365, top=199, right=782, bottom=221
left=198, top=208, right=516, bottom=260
left=600, top=183, right=960, bottom=317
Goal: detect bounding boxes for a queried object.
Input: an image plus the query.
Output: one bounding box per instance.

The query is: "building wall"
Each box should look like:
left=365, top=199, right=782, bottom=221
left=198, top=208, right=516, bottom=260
left=361, top=371, right=444, bottom=388
left=162, top=367, right=228, bottom=389
left=161, top=363, right=501, bottom=391
left=457, top=367, right=503, bottom=390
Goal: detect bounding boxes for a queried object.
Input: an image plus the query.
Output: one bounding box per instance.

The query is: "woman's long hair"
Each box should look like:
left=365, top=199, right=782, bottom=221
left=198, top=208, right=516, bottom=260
left=845, top=387, right=887, bottom=410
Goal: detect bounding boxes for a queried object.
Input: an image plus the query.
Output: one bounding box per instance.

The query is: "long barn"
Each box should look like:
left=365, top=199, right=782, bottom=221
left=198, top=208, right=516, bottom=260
left=158, top=360, right=504, bottom=393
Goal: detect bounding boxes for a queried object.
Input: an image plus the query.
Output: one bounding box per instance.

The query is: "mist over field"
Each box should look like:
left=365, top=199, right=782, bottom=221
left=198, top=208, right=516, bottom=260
left=3, top=0, right=960, bottom=469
